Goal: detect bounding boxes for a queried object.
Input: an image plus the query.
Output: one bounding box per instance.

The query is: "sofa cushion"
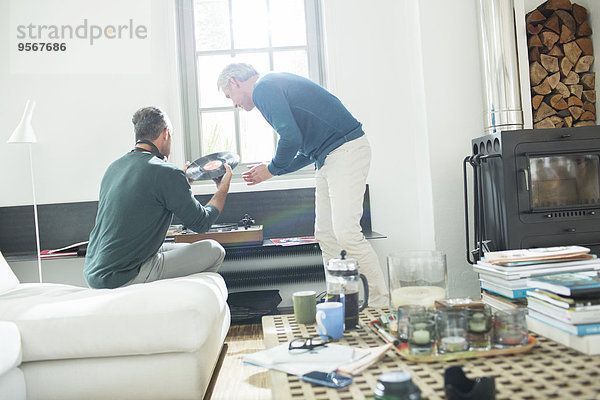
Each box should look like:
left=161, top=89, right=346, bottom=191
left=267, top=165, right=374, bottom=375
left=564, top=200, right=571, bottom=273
left=0, top=252, right=19, bottom=295
left=0, top=272, right=229, bottom=362
left=0, top=321, right=22, bottom=375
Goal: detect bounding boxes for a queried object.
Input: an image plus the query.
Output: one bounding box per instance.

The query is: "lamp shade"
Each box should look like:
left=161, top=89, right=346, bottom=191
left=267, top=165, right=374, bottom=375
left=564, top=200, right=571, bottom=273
left=7, top=100, right=37, bottom=144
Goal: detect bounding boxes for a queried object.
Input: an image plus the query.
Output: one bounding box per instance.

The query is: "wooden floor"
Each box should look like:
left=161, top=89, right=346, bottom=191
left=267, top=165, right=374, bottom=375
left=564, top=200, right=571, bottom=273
left=211, top=324, right=272, bottom=400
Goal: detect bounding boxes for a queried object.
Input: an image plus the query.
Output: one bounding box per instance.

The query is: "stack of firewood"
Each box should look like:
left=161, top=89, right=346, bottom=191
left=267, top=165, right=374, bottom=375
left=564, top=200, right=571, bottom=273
left=527, top=0, right=595, bottom=128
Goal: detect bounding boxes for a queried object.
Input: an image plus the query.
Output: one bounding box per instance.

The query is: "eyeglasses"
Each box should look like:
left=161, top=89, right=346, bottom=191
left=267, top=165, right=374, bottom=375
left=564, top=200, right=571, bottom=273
left=288, top=335, right=332, bottom=352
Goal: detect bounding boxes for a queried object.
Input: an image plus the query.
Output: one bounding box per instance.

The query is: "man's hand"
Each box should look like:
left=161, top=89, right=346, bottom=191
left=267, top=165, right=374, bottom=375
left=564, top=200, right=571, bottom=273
left=213, top=163, right=233, bottom=193
left=206, top=164, right=232, bottom=213
left=242, top=163, right=273, bottom=186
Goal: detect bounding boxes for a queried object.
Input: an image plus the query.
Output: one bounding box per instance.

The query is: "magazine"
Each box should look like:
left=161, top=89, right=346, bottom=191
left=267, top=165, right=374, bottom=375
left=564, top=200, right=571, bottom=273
left=483, top=246, right=591, bottom=265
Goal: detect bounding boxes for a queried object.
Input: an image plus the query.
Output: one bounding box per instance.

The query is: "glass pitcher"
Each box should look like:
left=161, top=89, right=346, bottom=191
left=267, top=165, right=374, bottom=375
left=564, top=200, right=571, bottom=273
left=325, top=250, right=369, bottom=329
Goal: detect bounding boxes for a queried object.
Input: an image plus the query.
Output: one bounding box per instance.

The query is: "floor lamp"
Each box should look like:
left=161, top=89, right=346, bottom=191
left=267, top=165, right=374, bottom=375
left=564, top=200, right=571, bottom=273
left=7, top=100, right=43, bottom=283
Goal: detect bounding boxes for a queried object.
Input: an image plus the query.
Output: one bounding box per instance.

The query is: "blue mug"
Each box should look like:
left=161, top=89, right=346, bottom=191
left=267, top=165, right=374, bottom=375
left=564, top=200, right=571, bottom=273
left=316, top=302, right=344, bottom=339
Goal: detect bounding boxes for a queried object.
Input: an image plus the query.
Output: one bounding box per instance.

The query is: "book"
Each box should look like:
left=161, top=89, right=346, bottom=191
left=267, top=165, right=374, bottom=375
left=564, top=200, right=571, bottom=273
left=528, top=289, right=600, bottom=311
left=481, top=291, right=527, bottom=311
left=527, top=271, right=600, bottom=298
left=473, top=259, right=600, bottom=280
left=527, top=310, right=600, bottom=336
left=270, top=236, right=318, bottom=246
left=483, top=246, right=591, bottom=265
left=526, top=315, right=600, bottom=355
left=479, top=280, right=532, bottom=299
left=477, top=273, right=529, bottom=288
left=527, top=297, right=600, bottom=325
left=40, top=241, right=88, bottom=258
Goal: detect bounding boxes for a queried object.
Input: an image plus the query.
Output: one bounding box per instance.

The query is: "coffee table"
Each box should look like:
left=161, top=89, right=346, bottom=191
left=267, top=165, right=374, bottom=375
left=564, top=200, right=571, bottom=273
left=262, top=307, right=600, bottom=400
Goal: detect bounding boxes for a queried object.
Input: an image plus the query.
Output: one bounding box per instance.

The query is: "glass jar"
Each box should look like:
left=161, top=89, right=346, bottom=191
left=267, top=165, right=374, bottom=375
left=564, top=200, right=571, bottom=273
left=388, top=251, right=448, bottom=309
left=374, top=371, right=422, bottom=400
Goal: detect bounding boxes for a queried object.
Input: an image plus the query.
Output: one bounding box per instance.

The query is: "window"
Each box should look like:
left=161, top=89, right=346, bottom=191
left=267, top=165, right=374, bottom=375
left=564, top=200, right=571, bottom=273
left=176, top=0, right=324, bottom=175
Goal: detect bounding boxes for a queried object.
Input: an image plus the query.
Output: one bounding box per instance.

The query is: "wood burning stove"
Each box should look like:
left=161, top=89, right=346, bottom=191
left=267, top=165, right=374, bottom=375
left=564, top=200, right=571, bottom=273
left=464, top=125, right=600, bottom=263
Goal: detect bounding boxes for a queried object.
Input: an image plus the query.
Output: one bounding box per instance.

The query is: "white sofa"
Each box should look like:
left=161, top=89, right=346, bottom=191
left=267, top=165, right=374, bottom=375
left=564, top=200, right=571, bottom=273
left=0, top=252, right=230, bottom=400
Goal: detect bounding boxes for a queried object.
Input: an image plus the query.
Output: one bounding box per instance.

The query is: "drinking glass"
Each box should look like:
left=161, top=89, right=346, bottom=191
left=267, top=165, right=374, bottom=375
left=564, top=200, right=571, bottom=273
left=493, top=309, right=529, bottom=348
left=397, top=305, right=425, bottom=343
left=467, top=305, right=492, bottom=351
left=407, top=310, right=436, bottom=355
left=436, top=307, right=469, bottom=354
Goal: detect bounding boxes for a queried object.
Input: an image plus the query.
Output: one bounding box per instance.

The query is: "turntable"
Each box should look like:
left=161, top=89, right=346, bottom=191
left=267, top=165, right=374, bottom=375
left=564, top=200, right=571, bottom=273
left=173, top=214, right=263, bottom=246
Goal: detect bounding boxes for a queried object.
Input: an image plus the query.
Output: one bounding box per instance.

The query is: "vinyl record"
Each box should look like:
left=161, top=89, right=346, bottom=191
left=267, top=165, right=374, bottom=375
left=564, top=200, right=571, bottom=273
left=185, top=151, right=240, bottom=181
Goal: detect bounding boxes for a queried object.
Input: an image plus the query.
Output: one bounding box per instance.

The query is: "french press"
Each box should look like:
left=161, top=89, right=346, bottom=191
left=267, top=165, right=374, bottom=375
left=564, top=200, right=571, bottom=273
left=325, top=250, right=369, bottom=329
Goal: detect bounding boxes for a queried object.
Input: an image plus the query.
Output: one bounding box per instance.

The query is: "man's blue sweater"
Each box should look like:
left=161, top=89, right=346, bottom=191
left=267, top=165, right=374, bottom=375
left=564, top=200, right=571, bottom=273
left=252, top=72, right=364, bottom=175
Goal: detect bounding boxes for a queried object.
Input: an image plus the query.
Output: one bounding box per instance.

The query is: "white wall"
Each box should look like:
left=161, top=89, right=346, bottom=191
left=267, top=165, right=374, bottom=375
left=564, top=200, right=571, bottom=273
left=321, top=0, right=484, bottom=297
left=1, top=0, right=485, bottom=296
left=0, top=0, right=185, bottom=206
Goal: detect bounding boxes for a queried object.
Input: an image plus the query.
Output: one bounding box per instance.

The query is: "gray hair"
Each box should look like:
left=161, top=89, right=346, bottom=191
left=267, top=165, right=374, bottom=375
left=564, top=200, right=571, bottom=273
left=132, top=106, right=170, bottom=141
left=217, top=63, right=259, bottom=91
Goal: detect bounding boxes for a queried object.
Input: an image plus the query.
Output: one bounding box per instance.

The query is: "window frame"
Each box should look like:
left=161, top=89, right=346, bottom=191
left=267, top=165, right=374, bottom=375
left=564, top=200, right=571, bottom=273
left=176, top=0, right=326, bottom=183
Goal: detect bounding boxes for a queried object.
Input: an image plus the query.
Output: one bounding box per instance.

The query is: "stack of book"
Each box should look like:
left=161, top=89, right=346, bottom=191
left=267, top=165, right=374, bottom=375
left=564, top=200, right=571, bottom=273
left=473, top=246, right=600, bottom=311
left=526, top=271, right=600, bottom=355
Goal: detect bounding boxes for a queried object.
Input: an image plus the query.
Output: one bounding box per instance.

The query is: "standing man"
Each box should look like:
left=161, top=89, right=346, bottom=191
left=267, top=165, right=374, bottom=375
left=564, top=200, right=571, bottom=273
left=217, top=63, right=388, bottom=306
left=84, top=106, right=232, bottom=289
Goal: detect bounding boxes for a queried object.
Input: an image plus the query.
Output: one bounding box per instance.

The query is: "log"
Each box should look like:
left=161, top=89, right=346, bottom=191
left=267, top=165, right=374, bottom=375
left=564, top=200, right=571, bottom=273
left=560, top=24, right=576, bottom=44
left=535, top=102, right=557, bottom=122
left=540, top=54, right=559, bottom=73
left=534, top=117, right=556, bottom=129
left=527, top=9, right=547, bottom=24
left=530, top=47, right=541, bottom=63
left=583, top=90, right=596, bottom=103
left=581, top=73, right=595, bottom=90
left=570, top=84, right=583, bottom=98
left=557, top=109, right=571, bottom=118
left=529, top=34, right=543, bottom=48
left=583, top=102, right=596, bottom=114
left=576, top=38, right=593, bottom=56
left=567, top=96, right=584, bottom=107
left=560, top=57, right=573, bottom=77
left=569, top=106, right=584, bottom=120
left=564, top=41, right=582, bottom=64
left=547, top=72, right=561, bottom=89
left=577, top=21, right=593, bottom=37
left=546, top=0, right=572, bottom=11
left=527, top=23, right=544, bottom=35
left=572, top=3, right=588, bottom=25
left=533, top=95, right=545, bottom=110
left=563, top=70, right=580, bottom=85
left=556, top=82, right=570, bottom=98
left=550, top=115, right=565, bottom=128
left=530, top=61, right=549, bottom=85
left=565, top=115, right=573, bottom=127
left=556, top=10, right=576, bottom=33
left=545, top=13, right=561, bottom=33
left=541, top=31, right=560, bottom=49
left=548, top=45, right=564, bottom=57
left=533, top=79, right=552, bottom=95
left=550, top=94, right=568, bottom=110
left=574, top=55, right=594, bottom=73
left=574, top=121, right=595, bottom=127
left=580, top=111, right=595, bottom=121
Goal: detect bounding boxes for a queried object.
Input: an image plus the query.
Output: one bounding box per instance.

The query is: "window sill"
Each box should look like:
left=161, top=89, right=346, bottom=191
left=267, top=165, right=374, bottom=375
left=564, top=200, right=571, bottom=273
left=191, top=176, right=316, bottom=195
